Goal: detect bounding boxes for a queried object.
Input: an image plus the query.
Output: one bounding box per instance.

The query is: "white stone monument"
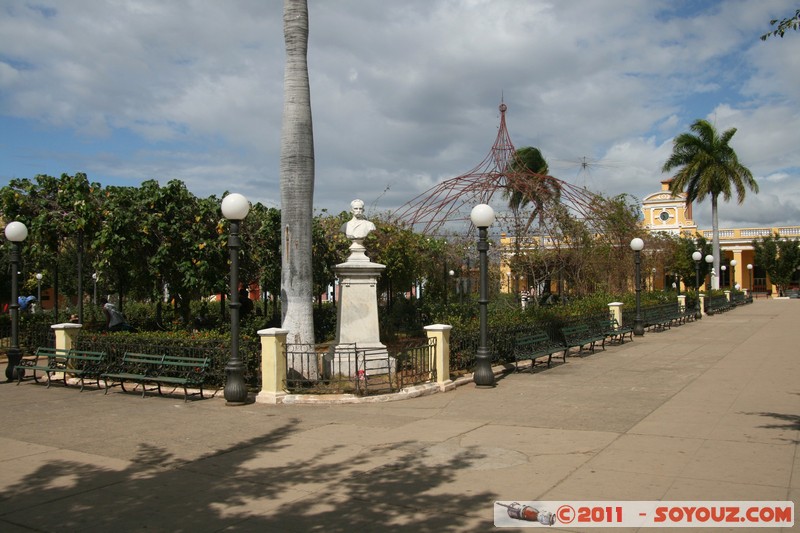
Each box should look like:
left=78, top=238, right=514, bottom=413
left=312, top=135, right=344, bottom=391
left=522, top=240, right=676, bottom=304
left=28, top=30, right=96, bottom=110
left=330, top=199, right=392, bottom=378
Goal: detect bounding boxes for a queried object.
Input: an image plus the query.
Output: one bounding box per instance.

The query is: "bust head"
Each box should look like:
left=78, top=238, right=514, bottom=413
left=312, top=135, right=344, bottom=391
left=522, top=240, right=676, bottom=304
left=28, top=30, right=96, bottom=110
left=350, top=199, right=365, bottom=219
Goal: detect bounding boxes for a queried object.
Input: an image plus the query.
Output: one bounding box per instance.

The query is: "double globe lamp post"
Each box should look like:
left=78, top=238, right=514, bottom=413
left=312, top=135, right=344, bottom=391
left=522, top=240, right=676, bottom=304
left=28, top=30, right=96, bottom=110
left=470, top=203, right=496, bottom=388
left=5, top=221, right=28, bottom=381
left=630, top=238, right=644, bottom=336
left=221, top=193, right=250, bottom=405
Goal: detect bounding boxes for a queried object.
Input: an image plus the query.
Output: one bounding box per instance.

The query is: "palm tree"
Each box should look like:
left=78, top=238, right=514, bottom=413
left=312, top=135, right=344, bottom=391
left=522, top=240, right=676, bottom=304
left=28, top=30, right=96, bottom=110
left=280, top=0, right=316, bottom=371
left=662, top=119, right=758, bottom=289
left=504, top=146, right=561, bottom=233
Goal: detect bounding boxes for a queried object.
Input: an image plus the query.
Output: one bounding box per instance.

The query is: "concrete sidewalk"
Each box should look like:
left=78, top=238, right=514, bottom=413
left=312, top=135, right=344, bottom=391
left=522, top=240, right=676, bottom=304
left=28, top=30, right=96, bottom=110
left=0, top=299, right=796, bottom=532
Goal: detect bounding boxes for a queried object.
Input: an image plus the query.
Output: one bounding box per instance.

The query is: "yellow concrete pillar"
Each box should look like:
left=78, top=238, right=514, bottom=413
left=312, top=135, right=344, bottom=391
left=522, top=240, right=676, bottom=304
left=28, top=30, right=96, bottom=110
left=424, top=324, right=454, bottom=391
left=699, top=293, right=707, bottom=316
left=608, top=302, right=623, bottom=327
left=51, top=323, right=82, bottom=351
left=255, top=328, right=289, bottom=404
left=733, top=250, right=742, bottom=289
left=51, top=323, right=82, bottom=380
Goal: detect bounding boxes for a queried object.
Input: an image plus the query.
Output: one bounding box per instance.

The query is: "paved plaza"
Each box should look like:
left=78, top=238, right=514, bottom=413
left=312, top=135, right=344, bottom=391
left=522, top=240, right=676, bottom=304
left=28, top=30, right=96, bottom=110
left=0, top=299, right=797, bottom=532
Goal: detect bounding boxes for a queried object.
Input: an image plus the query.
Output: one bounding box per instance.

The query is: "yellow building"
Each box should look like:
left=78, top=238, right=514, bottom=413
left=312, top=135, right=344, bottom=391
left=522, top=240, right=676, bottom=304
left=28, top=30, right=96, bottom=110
left=500, top=180, right=800, bottom=296
left=642, top=180, right=800, bottom=294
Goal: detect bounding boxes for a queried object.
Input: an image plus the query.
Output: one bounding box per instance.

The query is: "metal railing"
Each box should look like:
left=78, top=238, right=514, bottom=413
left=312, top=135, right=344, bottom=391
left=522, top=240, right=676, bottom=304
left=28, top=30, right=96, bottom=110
left=0, top=323, right=55, bottom=353
left=285, top=338, right=437, bottom=396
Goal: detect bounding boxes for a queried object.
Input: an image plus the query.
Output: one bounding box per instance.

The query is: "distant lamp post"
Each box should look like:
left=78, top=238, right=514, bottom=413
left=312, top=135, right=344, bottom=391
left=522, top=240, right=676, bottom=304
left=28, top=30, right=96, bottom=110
left=36, top=273, right=43, bottom=306
left=721, top=265, right=727, bottom=288
left=674, top=273, right=680, bottom=296
left=92, top=272, right=98, bottom=304
left=747, top=263, right=753, bottom=292
left=730, top=259, right=737, bottom=289
left=692, top=251, right=702, bottom=319
left=630, top=238, right=644, bottom=336
left=471, top=203, right=496, bottom=388
left=705, top=254, right=714, bottom=288
left=5, top=221, right=28, bottom=381
left=651, top=267, right=657, bottom=292
left=221, top=193, right=251, bottom=405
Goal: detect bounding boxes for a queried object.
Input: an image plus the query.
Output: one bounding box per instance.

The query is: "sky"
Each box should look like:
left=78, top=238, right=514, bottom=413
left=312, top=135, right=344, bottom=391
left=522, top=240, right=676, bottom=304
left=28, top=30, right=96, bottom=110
left=1, top=0, right=799, bottom=234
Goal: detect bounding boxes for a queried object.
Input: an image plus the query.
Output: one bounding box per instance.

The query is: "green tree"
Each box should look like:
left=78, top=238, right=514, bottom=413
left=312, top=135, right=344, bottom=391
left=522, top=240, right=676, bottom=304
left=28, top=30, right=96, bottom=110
left=761, top=9, right=800, bottom=40
left=311, top=210, right=349, bottom=307
left=662, top=119, right=758, bottom=289
left=280, top=0, right=316, bottom=374
left=752, top=235, right=800, bottom=295
left=243, top=203, right=282, bottom=319
left=670, top=234, right=711, bottom=290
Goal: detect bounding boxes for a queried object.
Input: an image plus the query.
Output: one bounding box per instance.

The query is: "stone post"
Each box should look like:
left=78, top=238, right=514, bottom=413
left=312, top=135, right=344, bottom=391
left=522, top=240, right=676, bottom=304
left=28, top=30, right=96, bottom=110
left=52, top=323, right=82, bottom=350
left=608, top=302, right=623, bottom=327
left=51, top=323, right=82, bottom=380
left=724, top=290, right=731, bottom=302
left=677, top=294, right=686, bottom=312
left=699, top=293, right=707, bottom=316
left=255, top=328, right=289, bottom=405
left=424, top=324, right=454, bottom=392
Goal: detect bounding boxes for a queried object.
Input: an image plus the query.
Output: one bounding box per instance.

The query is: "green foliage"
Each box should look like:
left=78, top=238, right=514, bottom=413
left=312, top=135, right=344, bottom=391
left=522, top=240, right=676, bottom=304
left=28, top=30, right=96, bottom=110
left=75, top=329, right=261, bottom=389
left=752, top=234, right=800, bottom=294
left=761, top=9, right=800, bottom=40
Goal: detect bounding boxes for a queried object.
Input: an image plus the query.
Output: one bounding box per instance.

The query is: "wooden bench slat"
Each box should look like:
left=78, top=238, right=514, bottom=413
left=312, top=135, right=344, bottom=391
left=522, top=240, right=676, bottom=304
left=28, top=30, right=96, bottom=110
left=16, top=348, right=107, bottom=391
left=101, top=352, right=210, bottom=402
left=513, top=331, right=566, bottom=371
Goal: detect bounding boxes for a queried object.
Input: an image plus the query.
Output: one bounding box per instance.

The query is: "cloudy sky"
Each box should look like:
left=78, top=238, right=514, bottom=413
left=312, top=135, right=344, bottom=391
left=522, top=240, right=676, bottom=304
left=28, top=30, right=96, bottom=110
left=1, top=0, right=798, bottom=232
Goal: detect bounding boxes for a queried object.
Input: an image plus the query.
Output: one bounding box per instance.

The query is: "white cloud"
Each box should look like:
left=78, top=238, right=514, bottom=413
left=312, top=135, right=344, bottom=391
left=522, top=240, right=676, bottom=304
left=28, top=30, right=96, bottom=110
left=0, top=0, right=798, bottom=232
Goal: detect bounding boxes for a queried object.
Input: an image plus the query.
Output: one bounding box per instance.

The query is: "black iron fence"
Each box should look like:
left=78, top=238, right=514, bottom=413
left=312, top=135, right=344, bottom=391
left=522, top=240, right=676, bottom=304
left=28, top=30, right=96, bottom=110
left=285, top=338, right=437, bottom=396
left=0, top=323, right=54, bottom=353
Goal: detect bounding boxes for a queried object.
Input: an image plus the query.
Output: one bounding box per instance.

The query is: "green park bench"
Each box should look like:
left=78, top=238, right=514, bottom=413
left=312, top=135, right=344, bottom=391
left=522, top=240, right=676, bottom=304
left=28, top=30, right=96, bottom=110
left=101, top=352, right=210, bottom=402
left=560, top=323, right=606, bottom=357
left=512, top=331, right=566, bottom=371
left=15, top=347, right=107, bottom=391
left=595, top=317, right=634, bottom=344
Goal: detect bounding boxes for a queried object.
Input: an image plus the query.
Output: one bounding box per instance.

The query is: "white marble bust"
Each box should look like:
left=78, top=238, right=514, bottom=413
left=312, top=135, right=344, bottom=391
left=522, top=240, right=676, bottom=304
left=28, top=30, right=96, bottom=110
left=342, top=199, right=376, bottom=240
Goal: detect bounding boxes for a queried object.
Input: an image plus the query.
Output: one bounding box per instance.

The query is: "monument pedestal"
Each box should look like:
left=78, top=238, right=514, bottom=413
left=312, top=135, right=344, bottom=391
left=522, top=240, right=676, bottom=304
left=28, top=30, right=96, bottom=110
left=331, top=244, right=393, bottom=378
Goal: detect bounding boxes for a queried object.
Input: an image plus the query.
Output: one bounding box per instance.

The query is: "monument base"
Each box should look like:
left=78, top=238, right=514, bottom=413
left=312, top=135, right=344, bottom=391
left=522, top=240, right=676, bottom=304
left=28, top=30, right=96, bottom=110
left=326, top=343, right=395, bottom=379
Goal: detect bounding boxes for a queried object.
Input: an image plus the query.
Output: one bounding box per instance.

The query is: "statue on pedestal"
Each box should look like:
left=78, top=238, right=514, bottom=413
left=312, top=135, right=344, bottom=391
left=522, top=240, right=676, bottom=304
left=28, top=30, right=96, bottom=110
left=332, top=199, right=389, bottom=377
left=341, top=199, right=376, bottom=261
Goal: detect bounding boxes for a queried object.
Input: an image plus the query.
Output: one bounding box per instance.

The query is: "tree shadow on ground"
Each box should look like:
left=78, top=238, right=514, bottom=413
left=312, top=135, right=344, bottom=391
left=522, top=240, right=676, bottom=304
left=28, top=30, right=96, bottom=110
left=744, top=411, right=800, bottom=444
left=0, top=418, right=496, bottom=532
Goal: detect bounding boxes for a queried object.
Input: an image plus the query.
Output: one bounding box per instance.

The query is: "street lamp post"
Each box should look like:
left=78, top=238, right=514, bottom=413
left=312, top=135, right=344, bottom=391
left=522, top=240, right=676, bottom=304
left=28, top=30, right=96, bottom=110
left=36, top=273, right=42, bottom=306
left=630, top=238, right=645, bottom=336
left=92, top=272, right=98, bottom=304
left=5, top=221, right=28, bottom=381
left=651, top=267, right=657, bottom=292
left=705, top=254, right=714, bottom=289
left=675, top=273, right=680, bottom=296
left=730, top=259, right=737, bottom=290
left=471, top=203, right=496, bottom=388
left=221, top=193, right=251, bottom=405
left=448, top=269, right=455, bottom=305
left=721, top=265, right=727, bottom=288
left=692, top=251, right=702, bottom=319
left=747, top=263, right=753, bottom=292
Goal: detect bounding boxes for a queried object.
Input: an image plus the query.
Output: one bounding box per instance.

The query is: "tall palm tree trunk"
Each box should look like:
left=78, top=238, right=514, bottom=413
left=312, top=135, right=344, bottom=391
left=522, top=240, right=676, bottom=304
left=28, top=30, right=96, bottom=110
left=280, top=0, right=316, bottom=375
left=711, top=194, right=720, bottom=290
